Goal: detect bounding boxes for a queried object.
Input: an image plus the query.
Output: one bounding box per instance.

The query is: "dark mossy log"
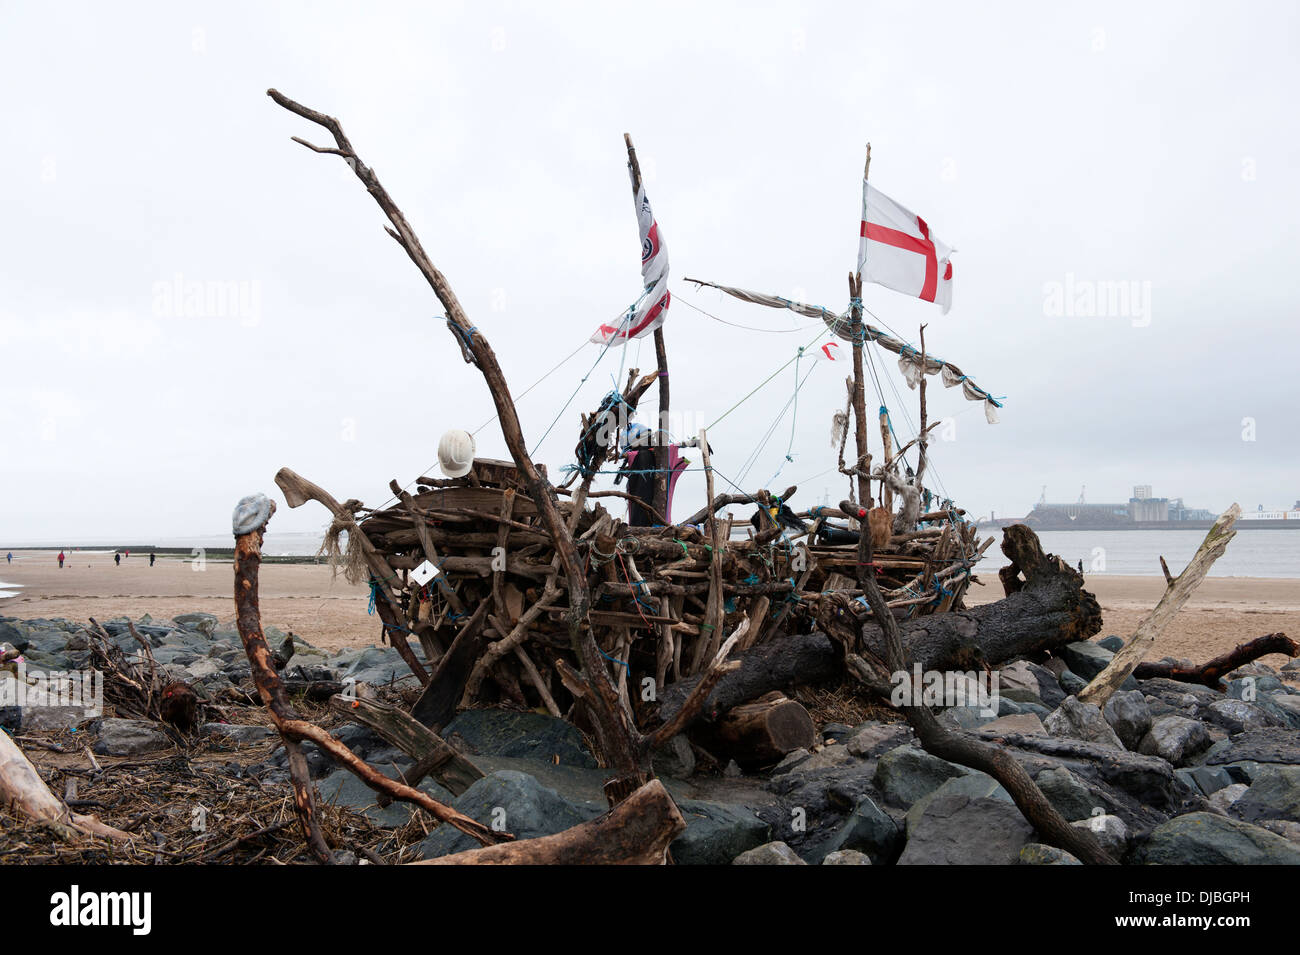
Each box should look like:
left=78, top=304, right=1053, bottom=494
left=658, top=524, right=1100, bottom=726
left=691, top=691, right=816, bottom=768
left=328, top=694, right=484, bottom=796
left=1132, top=632, right=1298, bottom=688
left=412, top=779, right=684, bottom=865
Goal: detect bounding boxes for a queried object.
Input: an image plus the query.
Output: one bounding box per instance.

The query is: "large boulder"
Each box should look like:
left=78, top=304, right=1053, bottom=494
left=1035, top=766, right=1101, bottom=822
left=1202, top=699, right=1276, bottom=736
left=1230, top=766, right=1300, bottom=824
left=897, top=794, right=1034, bottom=865
left=671, top=799, right=771, bottom=865
left=873, top=744, right=969, bottom=807
left=417, top=770, right=596, bottom=859
left=1103, top=690, right=1152, bottom=750
left=172, top=613, right=218, bottom=637
left=1059, top=641, right=1115, bottom=681
left=823, top=794, right=902, bottom=864
left=1044, top=697, right=1125, bottom=749
left=1139, top=716, right=1211, bottom=766
left=1070, top=813, right=1129, bottom=858
left=92, top=718, right=170, bottom=756
left=1019, top=843, right=1082, bottom=865
left=442, top=709, right=597, bottom=768
left=1137, top=812, right=1300, bottom=865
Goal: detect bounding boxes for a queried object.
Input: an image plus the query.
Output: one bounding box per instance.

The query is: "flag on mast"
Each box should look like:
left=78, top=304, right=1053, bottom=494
left=857, top=181, right=954, bottom=314
left=591, top=167, right=672, bottom=344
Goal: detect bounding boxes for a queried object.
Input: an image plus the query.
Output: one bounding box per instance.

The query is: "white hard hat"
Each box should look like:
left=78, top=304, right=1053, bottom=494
left=437, top=429, right=476, bottom=478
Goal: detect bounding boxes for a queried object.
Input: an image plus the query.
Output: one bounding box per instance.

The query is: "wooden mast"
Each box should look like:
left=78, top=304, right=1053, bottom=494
left=624, top=134, right=671, bottom=524
left=849, top=144, right=873, bottom=510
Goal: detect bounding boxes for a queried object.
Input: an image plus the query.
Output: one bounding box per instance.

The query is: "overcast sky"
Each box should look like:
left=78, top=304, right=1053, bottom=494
left=3, top=0, right=1297, bottom=544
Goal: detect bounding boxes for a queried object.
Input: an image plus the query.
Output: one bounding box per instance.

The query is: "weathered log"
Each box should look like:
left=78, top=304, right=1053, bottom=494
left=410, top=601, right=491, bottom=731
left=411, top=779, right=684, bottom=865
left=1132, top=632, right=1298, bottom=689
left=692, top=691, right=816, bottom=768
left=0, top=728, right=134, bottom=842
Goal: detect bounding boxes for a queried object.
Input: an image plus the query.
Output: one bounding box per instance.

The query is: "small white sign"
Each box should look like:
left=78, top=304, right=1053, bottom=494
left=411, top=560, right=440, bottom=587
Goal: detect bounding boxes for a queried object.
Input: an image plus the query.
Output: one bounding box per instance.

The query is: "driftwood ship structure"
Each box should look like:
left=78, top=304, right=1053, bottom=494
left=232, top=89, right=1133, bottom=864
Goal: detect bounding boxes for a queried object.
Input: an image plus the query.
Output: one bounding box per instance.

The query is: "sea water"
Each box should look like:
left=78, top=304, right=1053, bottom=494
left=973, top=528, right=1300, bottom=579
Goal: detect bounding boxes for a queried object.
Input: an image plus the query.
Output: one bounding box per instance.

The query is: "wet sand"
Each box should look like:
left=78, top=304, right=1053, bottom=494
left=2, top=549, right=1297, bottom=665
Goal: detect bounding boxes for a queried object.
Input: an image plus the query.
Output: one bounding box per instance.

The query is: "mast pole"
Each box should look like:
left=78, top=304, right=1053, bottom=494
left=624, top=133, right=671, bottom=523
left=849, top=144, right=873, bottom=510
left=916, top=322, right=929, bottom=488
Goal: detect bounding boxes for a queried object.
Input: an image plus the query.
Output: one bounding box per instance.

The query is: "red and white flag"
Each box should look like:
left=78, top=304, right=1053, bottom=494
left=857, top=182, right=954, bottom=314
left=805, top=341, right=846, bottom=361
left=591, top=169, right=671, bottom=344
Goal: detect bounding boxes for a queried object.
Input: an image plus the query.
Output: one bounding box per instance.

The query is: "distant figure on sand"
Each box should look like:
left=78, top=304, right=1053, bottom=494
left=5, top=552, right=11, bottom=564
left=58, top=550, right=65, bottom=568
left=114, top=552, right=121, bottom=567
left=149, top=552, right=156, bottom=567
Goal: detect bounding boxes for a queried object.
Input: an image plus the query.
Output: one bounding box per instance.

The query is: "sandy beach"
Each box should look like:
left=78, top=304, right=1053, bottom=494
left=2, top=548, right=1297, bottom=666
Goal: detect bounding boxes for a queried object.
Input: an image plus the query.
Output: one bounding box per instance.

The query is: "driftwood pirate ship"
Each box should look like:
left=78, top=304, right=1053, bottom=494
left=230, top=89, right=1131, bottom=864
left=268, top=132, right=1007, bottom=758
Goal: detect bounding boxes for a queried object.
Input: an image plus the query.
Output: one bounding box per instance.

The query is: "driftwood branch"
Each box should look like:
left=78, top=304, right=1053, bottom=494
left=411, top=779, right=684, bottom=865
left=0, top=728, right=134, bottom=842
left=1132, top=631, right=1298, bottom=688
left=233, top=497, right=505, bottom=859
left=1079, top=504, right=1240, bottom=708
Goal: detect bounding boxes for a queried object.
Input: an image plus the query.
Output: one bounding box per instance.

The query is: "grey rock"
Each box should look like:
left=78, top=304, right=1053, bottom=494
left=418, top=770, right=596, bottom=859
left=1258, top=820, right=1300, bottom=844
left=822, top=849, right=872, bottom=865
left=898, top=794, right=1033, bottom=865
left=1137, top=812, right=1300, bottom=865
left=1044, top=697, right=1125, bottom=749
left=172, top=613, right=218, bottom=637
left=821, top=722, right=854, bottom=742
left=1059, top=669, right=1088, bottom=695
left=824, top=794, right=902, bottom=864
left=1230, top=766, right=1300, bottom=823
left=1059, top=641, right=1115, bottom=681
left=1035, top=766, right=1100, bottom=822
left=1139, top=716, right=1211, bottom=766
left=1203, top=699, right=1275, bottom=735
left=442, top=708, right=597, bottom=769
left=904, top=773, right=1011, bottom=836
left=1098, top=635, right=1126, bottom=653
left=1070, top=813, right=1129, bottom=857
left=201, top=722, right=274, bottom=744
left=316, top=768, right=449, bottom=828
left=671, top=799, right=771, bottom=865
left=873, top=744, right=969, bottom=807
left=975, top=713, right=1046, bottom=737
left=92, top=718, right=170, bottom=756
left=1019, top=843, right=1082, bottom=865
left=1208, top=783, right=1250, bottom=814
left=845, top=722, right=913, bottom=758
left=1104, top=690, right=1153, bottom=750
left=651, top=734, right=696, bottom=779
left=1203, top=729, right=1300, bottom=768
left=732, top=841, right=807, bottom=865
left=1177, top=765, right=1234, bottom=797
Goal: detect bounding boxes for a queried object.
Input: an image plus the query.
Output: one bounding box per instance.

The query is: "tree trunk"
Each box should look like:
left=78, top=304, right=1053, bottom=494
left=693, top=692, right=816, bottom=768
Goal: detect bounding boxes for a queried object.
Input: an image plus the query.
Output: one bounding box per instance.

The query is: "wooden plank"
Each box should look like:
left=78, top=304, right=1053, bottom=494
left=411, top=601, right=491, bottom=731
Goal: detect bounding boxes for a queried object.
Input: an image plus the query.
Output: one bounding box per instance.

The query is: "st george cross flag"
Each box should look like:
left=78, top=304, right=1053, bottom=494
left=591, top=168, right=672, bottom=344
left=857, top=182, right=954, bottom=314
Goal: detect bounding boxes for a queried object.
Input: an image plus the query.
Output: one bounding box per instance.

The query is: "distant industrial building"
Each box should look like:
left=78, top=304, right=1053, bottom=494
left=1020, top=486, right=1222, bottom=530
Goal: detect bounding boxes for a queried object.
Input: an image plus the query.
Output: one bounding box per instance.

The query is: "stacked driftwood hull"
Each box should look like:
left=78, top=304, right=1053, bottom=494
left=339, top=458, right=989, bottom=748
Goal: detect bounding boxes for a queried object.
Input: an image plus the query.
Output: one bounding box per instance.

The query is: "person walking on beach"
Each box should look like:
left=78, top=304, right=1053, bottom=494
left=149, top=552, right=156, bottom=567
left=5, top=552, right=11, bottom=564
left=114, top=551, right=121, bottom=567
left=58, top=550, right=65, bottom=568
